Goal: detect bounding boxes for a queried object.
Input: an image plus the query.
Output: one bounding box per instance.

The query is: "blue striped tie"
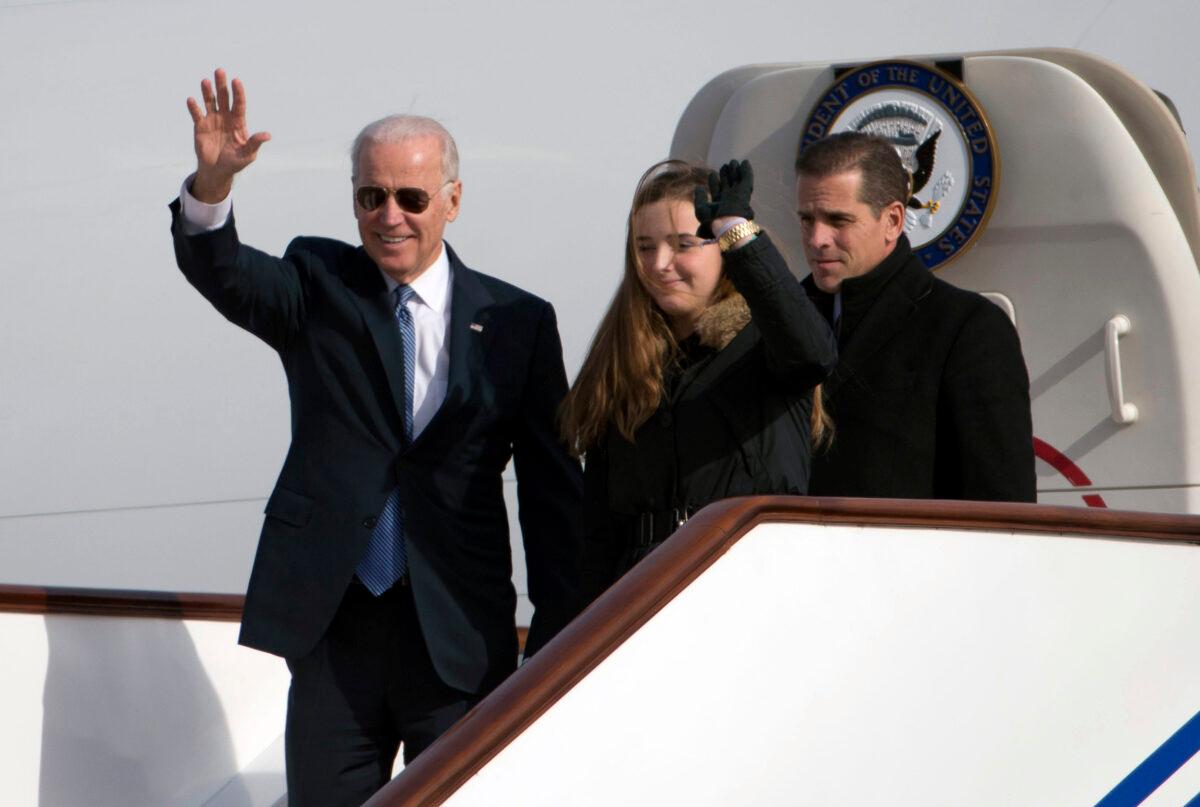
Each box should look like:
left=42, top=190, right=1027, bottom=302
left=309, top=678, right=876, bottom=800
left=356, top=285, right=416, bottom=595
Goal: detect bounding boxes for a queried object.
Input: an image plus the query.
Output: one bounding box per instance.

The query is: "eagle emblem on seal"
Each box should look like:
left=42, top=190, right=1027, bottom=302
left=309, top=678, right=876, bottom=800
left=798, top=60, right=999, bottom=270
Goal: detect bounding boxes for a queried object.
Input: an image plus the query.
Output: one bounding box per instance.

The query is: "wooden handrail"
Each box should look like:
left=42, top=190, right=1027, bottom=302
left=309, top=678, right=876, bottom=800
left=0, top=586, right=532, bottom=650
left=0, top=584, right=245, bottom=621
left=366, top=496, right=1200, bottom=806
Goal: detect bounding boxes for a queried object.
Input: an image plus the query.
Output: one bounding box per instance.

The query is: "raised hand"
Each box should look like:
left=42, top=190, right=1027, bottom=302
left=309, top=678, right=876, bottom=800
left=186, top=68, right=271, bottom=203
left=693, top=159, right=756, bottom=238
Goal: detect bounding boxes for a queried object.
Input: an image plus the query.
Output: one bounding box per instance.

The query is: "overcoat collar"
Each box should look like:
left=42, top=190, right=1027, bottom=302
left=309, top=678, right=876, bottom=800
left=802, top=235, right=932, bottom=398
left=670, top=316, right=758, bottom=407
left=694, top=293, right=750, bottom=351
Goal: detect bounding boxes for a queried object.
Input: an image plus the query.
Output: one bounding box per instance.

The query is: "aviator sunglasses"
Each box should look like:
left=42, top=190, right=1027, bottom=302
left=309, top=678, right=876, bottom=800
left=355, top=180, right=453, bottom=214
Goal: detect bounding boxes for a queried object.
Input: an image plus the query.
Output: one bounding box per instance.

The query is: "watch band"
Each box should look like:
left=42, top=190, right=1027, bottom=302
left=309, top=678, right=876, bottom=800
left=718, top=219, right=761, bottom=252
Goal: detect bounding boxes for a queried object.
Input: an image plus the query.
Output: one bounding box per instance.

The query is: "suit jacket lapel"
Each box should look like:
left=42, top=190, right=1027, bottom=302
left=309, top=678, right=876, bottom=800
left=413, top=244, right=495, bottom=446
left=345, top=249, right=410, bottom=429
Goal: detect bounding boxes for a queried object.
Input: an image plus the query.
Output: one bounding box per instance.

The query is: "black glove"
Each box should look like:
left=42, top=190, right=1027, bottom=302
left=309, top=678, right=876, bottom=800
left=693, top=159, right=755, bottom=238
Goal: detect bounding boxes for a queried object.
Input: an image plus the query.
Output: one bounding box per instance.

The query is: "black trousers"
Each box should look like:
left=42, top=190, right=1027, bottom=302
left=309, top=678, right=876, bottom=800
left=284, top=580, right=479, bottom=807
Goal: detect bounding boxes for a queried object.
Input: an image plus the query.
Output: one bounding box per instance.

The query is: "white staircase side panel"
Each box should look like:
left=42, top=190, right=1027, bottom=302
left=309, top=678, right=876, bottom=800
left=0, top=614, right=289, bottom=807
left=449, top=521, right=1200, bottom=805
left=203, top=734, right=287, bottom=807
left=0, top=614, right=49, bottom=807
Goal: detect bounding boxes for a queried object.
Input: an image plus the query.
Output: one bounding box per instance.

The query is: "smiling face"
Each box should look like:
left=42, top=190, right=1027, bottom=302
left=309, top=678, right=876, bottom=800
left=353, top=135, right=461, bottom=284
left=633, top=198, right=723, bottom=336
left=795, top=169, right=904, bottom=293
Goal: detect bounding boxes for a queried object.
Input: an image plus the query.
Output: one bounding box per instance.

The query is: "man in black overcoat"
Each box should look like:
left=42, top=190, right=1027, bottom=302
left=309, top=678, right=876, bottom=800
left=169, top=70, right=582, bottom=805
left=794, top=132, right=1035, bottom=501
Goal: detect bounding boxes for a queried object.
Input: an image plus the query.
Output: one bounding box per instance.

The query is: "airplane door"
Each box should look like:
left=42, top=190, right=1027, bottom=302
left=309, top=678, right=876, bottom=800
left=672, top=51, right=1200, bottom=513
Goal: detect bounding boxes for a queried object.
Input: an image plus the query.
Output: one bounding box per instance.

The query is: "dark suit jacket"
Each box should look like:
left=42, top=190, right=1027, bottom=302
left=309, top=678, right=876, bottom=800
left=170, top=201, right=583, bottom=694
left=803, top=236, right=1036, bottom=502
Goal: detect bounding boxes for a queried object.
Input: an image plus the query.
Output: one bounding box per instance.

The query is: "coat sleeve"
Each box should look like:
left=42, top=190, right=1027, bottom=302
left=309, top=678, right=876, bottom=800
left=721, top=232, right=838, bottom=389
left=169, top=197, right=305, bottom=352
left=937, top=298, right=1037, bottom=502
left=512, top=301, right=585, bottom=657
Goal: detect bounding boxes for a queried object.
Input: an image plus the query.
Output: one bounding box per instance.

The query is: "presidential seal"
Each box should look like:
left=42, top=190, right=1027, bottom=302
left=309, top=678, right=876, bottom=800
left=798, top=60, right=999, bottom=270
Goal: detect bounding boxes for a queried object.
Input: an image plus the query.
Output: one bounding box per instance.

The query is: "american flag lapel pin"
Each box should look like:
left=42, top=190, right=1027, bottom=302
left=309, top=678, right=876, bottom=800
left=469, top=322, right=484, bottom=332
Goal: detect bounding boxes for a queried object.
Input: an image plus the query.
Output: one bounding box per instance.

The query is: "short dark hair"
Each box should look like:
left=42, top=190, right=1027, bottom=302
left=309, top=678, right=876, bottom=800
left=795, top=132, right=909, bottom=215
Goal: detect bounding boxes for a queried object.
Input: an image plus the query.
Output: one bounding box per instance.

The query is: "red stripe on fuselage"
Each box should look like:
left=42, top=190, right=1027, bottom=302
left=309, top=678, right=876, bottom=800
left=1032, top=436, right=1107, bottom=508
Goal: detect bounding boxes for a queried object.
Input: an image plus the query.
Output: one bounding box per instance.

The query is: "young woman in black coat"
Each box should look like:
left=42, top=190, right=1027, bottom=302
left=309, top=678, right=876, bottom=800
left=559, top=159, right=838, bottom=602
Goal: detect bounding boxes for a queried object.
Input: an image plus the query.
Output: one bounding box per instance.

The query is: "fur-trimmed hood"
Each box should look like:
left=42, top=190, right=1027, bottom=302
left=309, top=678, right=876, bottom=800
left=694, top=293, right=750, bottom=350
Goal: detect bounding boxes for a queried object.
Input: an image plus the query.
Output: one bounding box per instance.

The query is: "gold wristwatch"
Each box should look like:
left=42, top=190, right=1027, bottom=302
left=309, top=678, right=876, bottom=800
left=718, top=220, right=761, bottom=253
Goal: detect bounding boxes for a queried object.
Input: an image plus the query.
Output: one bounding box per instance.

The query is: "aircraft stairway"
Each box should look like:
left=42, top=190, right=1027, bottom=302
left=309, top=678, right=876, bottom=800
left=369, top=497, right=1200, bottom=806
left=3, top=498, right=1199, bottom=805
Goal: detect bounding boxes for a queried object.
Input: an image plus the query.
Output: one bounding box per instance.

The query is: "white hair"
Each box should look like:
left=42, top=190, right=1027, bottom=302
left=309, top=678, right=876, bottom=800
left=350, top=115, right=459, bottom=183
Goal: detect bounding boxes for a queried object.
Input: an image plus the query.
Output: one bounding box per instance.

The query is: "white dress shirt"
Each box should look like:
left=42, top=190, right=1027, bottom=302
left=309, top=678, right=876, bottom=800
left=378, top=253, right=451, bottom=439
left=179, top=177, right=452, bottom=438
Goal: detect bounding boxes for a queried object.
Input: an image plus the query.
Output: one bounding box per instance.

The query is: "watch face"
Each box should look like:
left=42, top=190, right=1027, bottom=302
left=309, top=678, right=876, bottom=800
left=800, top=59, right=999, bottom=271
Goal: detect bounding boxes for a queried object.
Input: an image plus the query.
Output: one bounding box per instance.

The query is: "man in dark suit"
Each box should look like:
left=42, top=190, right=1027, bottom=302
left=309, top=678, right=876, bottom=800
left=170, top=69, right=582, bottom=805
left=794, top=132, right=1035, bottom=501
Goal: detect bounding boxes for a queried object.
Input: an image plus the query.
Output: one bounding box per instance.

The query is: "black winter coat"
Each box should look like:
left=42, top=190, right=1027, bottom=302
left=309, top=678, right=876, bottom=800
left=581, top=233, right=837, bottom=600
left=803, top=235, right=1036, bottom=501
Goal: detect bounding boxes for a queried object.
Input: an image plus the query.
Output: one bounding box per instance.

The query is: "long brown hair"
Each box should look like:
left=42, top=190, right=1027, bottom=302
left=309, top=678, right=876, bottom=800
left=559, top=159, right=830, bottom=456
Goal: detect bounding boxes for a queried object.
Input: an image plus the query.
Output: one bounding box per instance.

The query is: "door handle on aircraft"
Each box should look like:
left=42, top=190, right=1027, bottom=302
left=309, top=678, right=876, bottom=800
left=1104, top=314, right=1138, bottom=424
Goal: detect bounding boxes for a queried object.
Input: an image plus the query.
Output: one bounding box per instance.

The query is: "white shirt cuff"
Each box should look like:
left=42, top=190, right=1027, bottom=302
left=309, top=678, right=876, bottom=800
left=179, top=174, right=233, bottom=235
